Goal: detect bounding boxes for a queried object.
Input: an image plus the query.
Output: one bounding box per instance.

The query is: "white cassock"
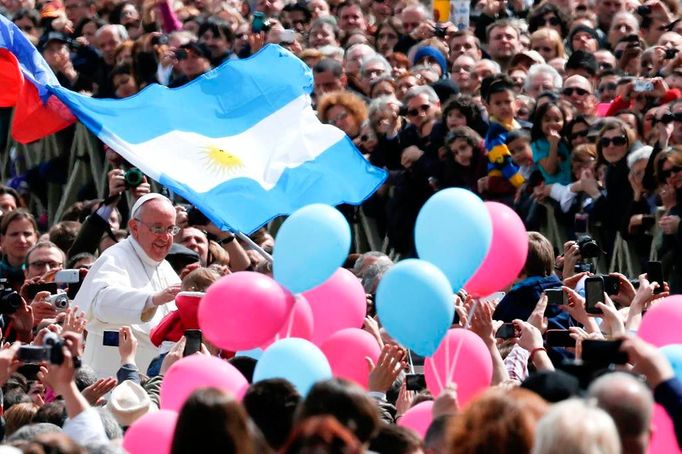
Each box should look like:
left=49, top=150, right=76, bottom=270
left=74, top=236, right=180, bottom=378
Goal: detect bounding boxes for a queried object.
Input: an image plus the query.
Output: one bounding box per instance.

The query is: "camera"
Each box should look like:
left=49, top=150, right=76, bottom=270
left=633, top=80, right=653, bottom=92
left=18, top=332, right=65, bottom=365
left=665, top=48, right=680, bottom=60
left=46, top=293, right=69, bottom=312
left=124, top=168, right=144, bottom=188
left=151, top=34, right=169, bottom=46
left=434, top=25, right=447, bottom=38
left=0, top=279, right=22, bottom=315
left=576, top=234, right=600, bottom=259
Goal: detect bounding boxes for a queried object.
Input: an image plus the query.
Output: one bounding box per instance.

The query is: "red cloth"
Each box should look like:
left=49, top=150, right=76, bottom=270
left=149, top=293, right=203, bottom=347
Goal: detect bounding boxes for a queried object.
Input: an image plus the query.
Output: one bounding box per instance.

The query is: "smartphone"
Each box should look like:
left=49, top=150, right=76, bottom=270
left=102, top=330, right=120, bottom=347
left=17, top=364, right=41, bottom=381
left=55, top=269, right=80, bottom=284
left=602, top=275, right=620, bottom=296
left=481, top=291, right=505, bottom=304
left=405, top=374, right=426, bottom=391
left=646, top=261, right=663, bottom=294
left=581, top=339, right=628, bottom=365
left=280, top=29, right=296, bottom=43
left=26, top=283, right=58, bottom=300
left=545, top=288, right=565, bottom=307
left=584, top=276, right=604, bottom=315
left=183, top=329, right=202, bottom=357
left=252, top=12, right=267, bottom=33
left=545, top=329, right=575, bottom=348
left=633, top=80, right=653, bottom=92
left=641, top=215, right=655, bottom=229
left=495, top=323, right=518, bottom=340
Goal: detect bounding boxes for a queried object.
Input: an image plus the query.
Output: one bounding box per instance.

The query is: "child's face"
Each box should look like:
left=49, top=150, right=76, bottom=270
left=486, top=89, right=516, bottom=122
left=508, top=137, right=533, bottom=167
left=446, top=108, right=467, bottom=130
left=451, top=138, right=474, bottom=166
left=541, top=105, right=564, bottom=137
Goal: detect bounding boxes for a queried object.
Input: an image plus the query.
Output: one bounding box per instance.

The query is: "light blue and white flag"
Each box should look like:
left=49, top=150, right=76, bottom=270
left=50, top=45, right=387, bottom=233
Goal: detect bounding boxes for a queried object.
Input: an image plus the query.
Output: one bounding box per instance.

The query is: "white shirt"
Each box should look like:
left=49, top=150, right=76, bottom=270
left=74, top=237, right=180, bottom=378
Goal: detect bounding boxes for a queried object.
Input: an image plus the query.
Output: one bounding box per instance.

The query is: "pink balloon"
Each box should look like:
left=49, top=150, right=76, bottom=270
left=160, top=355, right=248, bottom=412
left=424, top=329, right=492, bottom=406
left=303, top=268, right=366, bottom=346
left=649, top=404, right=682, bottom=454
left=320, top=328, right=381, bottom=389
left=262, top=295, right=314, bottom=348
left=639, top=296, right=682, bottom=347
left=397, top=401, right=433, bottom=439
left=123, top=410, right=178, bottom=454
left=199, top=272, right=295, bottom=351
left=465, top=202, right=528, bottom=297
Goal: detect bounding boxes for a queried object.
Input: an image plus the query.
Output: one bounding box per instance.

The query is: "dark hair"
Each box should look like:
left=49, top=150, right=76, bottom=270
left=108, top=1, right=135, bottom=25
left=198, top=18, right=234, bottom=43
left=12, top=8, right=40, bottom=26
left=226, top=356, right=257, bottom=383
left=243, top=379, right=301, bottom=450
left=0, top=185, right=22, bottom=209
left=282, top=416, right=363, bottom=454
left=481, top=74, right=514, bottom=103
left=48, top=221, right=81, bottom=255
left=67, top=252, right=96, bottom=269
left=565, top=50, right=598, bottom=77
left=3, top=389, right=32, bottom=413
left=74, top=17, right=106, bottom=38
left=445, top=126, right=483, bottom=149
left=369, top=423, right=423, bottom=454
left=374, top=18, right=403, bottom=43
left=530, top=101, right=568, bottom=142
left=171, top=387, right=255, bottom=454
left=32, top=401, right=68, bottom=428
left=506, top=128, right=531, bottom=145
left=313, top=58, right=344, bottom=77
left=527, top=2, right=569, bottom=36
left=616, top=110, right=643, bottom=138
left=283, top=1, right=312, bottom=22
left=524, top=231, right=555, bottom=276
left=297, top=378, right=380, bottom=443
left=442, top=95, right=488, bottom=136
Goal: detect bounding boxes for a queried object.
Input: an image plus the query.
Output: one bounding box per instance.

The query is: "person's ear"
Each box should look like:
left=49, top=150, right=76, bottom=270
left=128, top=219, right=139, bottom=238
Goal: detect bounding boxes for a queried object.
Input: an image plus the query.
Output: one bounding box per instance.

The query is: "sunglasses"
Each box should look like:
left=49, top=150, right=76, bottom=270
left=562, top=87, right=590, bottom=97
left=661, top=165, right=682, bottom=180
left=655, top=112, right=674, bottom=125
left=407, top=104, right=431, bottom=117
left=570, top=129, right=589, bottom=140
left=598, top=82, right=617, bottom=92
left=599, top=135, right=627, bottom=147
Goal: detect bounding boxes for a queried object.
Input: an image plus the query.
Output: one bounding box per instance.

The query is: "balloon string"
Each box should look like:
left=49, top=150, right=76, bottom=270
left=444, top=334, right=450, bottom=386
left=284, top=302, right=297, bottom=338
left=426, top=357, right=444, bottom=392
left=447, top=298, right=480, bottom=381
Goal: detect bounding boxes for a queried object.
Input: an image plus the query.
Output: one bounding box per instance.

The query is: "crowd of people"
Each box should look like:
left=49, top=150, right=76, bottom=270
left=2, top=0, right=682, bottom=451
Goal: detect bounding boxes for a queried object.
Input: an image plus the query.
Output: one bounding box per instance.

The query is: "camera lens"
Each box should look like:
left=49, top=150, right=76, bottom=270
left=124, top=168, right=144, bottom=188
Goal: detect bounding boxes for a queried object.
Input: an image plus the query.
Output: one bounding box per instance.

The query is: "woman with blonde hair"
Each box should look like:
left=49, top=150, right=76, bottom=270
left=317, top=91, right=368, bottom=139
left=530, top=28, right=566, bottom=62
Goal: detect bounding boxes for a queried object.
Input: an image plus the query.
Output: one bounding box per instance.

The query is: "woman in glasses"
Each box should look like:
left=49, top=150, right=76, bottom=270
left=527, top=3, right=569, bottom=38
left=317, top=90, right=368, bottom=141
left=582, top=119, right=638, bottom=254
left=654, top=146, right=682, bottom=292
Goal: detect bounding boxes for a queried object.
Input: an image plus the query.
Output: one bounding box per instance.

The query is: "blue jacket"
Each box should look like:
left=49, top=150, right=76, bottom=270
left=493, top=275, right=573, bottom=330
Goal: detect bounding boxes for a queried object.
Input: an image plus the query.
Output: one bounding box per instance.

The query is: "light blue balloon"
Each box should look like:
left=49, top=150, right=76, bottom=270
left=661, top=345, right=682, bottom=380
left=235, top=348, right=263, bottom=360
left=253, top=338, right=332, bottom=395
left=376, top=259, right=454, bottom=357
left=414, top=188, right=492, bottom=291
left=273, top=204, right=351, bottom=294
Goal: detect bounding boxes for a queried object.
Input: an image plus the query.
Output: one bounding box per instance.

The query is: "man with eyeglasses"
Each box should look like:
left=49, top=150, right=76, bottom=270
left=74, top=193, right=181, bottom=378
left=561, top=75, right=597, bottom=116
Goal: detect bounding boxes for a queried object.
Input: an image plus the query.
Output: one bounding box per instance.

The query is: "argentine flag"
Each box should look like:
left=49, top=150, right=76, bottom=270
left=42, top=44, right=386, bottom=233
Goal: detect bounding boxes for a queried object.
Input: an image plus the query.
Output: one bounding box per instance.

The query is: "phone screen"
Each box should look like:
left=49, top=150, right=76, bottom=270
left=545, top=289, right=565, bottom=307
left=582, top=339, right=628, bottom=365
left=545, top=330, right=575, bottom=348
left=495, top=323, right=518, bottom=340
left=405, top=374, right=426, bottom=391
left=646, top=261, right=663, bottom=294
left=183, top=330, right=202, bottom=357
left=584, top=277, right=604, bottom=315
left=102, top=331, right=120, bottom=347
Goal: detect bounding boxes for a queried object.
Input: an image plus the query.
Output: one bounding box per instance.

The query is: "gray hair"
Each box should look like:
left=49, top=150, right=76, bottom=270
left=345, top=43, right=375, bottom=64
left=362, top=262, right=392, bottom=293
left=403, top=85, right=440, bottom=106
left=524, top=63, right=563, bottom=93
left=360, top=54, right=392, bottom=79
left=532, top=399, right=621, bottom=454
left=7, top=423, right=63, bottom=443
left=96, top=407, right=123, bottom=440
left=353, top=251, right=390, bottom=276
left=368, top=96, right=402, bottom=119
left=318, top=45, right=345, bottom=61
left=95, top=24, right=128, bottom=42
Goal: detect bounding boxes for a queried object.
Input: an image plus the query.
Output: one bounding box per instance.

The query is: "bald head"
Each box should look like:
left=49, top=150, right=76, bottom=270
left=588, top=372, right=653, bottom=454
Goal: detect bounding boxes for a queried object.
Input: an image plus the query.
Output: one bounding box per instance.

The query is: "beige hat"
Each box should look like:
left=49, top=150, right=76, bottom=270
left=509, top=50, right=545, bottom=70
left=106, top=381, right=156, bottom=427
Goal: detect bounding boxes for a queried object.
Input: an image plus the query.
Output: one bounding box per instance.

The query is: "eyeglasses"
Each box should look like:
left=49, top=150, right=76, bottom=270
left=562, top=87, right=590, bottom=97
left=407, top=104, right=431, bottom=117
left=570, top=129, right=589, bottom=140
left=598, top=82, right=617, bottom=93
left=543, top=16, right=561, bottom=26
left=328, top=110, right=349, bottom=126
left=135, top=219, right=181, bottom=236
left=29, top=260, right=63, bottom=269
left=661, top=165, right=682, bottom=180
left=599, top=135, right=628, bottom=147
left=20, top=25, right=34, bottom=32
left=655, top=112, right=674, bottom=125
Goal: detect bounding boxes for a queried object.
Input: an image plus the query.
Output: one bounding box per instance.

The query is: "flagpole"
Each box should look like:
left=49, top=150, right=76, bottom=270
left=235, top=231, right=274, bottom=263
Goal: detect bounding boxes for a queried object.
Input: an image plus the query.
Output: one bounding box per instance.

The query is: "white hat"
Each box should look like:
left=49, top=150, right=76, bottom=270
left=106, top=380, right=156, bottom=427
left=130, top=193, right=172, bottom=220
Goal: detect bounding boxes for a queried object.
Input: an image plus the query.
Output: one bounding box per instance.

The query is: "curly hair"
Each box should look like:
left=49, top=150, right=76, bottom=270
left=317, top=90, right=368, bottom=125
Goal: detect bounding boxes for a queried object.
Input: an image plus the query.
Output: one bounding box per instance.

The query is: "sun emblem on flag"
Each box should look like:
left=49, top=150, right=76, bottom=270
left=202, top=145, right=244, bottom=177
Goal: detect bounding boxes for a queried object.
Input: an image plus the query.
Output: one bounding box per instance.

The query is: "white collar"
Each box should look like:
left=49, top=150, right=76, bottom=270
left=128, top=236, right=163, bottom=267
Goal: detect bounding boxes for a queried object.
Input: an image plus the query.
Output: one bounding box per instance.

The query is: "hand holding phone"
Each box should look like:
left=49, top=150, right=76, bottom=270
left=183, top=330, right=202, bottom=357
left=646, top=261, right=664, bottom=294
left=102, top=330, right=120, bottom=347
left=545, top=329, right=575, bottom=348
left=584, top=276, right=604, bottom=315
left=405, top=373, right=426, bottom=391
left=495, top=323, right=519, bottom=340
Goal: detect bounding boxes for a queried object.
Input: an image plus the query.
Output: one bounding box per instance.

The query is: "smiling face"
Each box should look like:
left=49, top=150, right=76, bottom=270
left=129, top=199, right=177, bottom=262
left=451, top=138, right=474, bottom=166
left=542, top=105, right=564, bottom=137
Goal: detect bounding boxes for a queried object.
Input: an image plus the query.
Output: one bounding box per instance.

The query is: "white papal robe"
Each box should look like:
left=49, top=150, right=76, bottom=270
left=74, top=236, right=180, bottom=378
